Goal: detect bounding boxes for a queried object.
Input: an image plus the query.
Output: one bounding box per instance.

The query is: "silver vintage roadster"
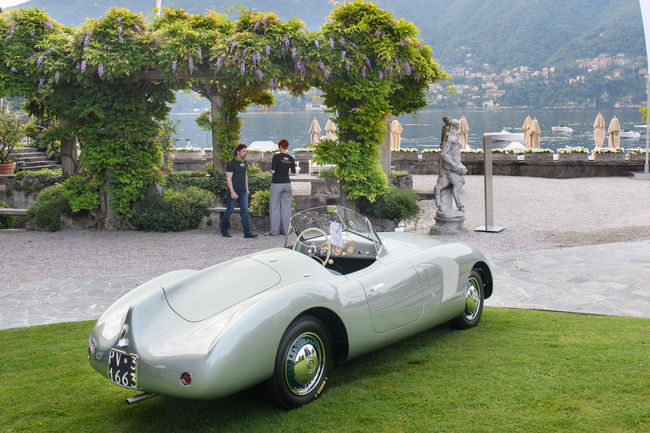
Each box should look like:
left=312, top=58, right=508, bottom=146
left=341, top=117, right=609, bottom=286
left=88, top=205, right=493, bottom=409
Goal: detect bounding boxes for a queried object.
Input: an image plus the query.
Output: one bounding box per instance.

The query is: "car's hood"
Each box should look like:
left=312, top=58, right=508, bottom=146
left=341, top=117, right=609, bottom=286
left=162, top=256, right=281, bottom=321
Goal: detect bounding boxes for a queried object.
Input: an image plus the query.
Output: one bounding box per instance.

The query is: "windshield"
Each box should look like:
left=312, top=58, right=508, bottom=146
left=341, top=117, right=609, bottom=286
left=287, top=206, right=383, bottom=257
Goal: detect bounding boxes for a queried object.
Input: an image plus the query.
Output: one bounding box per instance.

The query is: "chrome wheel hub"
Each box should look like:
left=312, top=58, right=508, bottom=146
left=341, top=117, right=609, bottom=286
left=464, top=277, right=481, bottom=320
left=284, top=332, right=325, bottom=396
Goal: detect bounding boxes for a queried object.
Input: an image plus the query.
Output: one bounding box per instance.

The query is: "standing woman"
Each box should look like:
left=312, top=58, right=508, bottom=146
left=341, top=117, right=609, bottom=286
left=267, top=139, right=296, bottom=236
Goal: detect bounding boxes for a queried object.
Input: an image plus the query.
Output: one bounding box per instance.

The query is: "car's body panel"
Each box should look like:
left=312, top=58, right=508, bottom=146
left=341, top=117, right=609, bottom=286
left=89, top=208, right=492, bottom=401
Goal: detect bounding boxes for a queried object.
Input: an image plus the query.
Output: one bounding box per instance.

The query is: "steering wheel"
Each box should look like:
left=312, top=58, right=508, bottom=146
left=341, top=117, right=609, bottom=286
left=292, top=227, right=331, bottom=266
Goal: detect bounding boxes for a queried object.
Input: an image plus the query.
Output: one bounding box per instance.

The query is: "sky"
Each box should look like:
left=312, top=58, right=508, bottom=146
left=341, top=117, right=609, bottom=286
left=0, top=0, right=29, bottom=9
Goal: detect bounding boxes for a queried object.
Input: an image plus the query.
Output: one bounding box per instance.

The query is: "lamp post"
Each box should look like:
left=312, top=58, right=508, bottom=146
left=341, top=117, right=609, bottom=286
left=640, top=0, right=650, bottom=174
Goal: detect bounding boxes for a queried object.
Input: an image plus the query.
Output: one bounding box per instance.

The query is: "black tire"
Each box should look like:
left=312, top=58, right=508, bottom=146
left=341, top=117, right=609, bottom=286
left=452, top=268, right=484, bottom=329
left=268, top=316, right=332, bottom=410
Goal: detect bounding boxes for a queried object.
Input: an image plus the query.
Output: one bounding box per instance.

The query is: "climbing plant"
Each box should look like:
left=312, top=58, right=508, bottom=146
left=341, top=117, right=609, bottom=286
left=312, top=1, right=444, bottom=200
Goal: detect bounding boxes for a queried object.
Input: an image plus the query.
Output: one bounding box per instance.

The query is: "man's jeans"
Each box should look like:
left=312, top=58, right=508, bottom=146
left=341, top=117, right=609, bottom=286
left=221, top=190, right=251, bottom=234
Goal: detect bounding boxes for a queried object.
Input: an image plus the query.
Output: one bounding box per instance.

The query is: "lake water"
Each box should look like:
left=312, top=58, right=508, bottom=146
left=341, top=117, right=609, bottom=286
left=171, top=107, right=648, bottom=154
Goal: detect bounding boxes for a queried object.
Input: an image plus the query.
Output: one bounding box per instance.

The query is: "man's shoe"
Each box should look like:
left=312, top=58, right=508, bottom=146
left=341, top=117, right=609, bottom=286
left=244, top=233, right=258, bottom=238
left=221, top=231, right=232, bottom=237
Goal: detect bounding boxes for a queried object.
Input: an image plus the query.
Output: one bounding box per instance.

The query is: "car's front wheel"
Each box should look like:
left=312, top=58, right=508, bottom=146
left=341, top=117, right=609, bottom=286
left=268, top=316, right=332, bottom=410
left=452, top=268, right=484, bottom=329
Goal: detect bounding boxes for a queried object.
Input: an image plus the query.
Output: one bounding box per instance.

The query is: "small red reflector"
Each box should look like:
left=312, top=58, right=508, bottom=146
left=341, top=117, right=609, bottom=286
left=180, top=372, right=192, bottom=386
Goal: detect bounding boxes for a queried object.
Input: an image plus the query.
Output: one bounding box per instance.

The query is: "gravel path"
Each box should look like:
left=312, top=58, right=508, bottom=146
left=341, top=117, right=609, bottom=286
left=1, top=175, right=649, bottom=288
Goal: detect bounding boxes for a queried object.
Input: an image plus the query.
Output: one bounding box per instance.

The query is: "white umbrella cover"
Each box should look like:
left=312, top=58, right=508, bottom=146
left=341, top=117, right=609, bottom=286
left=325, top=118, right=337, bottom=140
left=522, top=115, right=532, bottom=148
left=608, top=116, right=621, bottom=149
left=530, top=117, right=541, bottom=149
left=593, top=112, right=606, bottom=149
left=390, top=119, right=403, bottom=150
left=309, top=117, right=321, bottom=145
left=459, top=115, right=469, bottom=149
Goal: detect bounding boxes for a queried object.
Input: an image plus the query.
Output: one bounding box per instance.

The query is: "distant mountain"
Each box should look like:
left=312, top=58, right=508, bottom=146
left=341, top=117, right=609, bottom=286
left=5, top=0, right=646, bottom=71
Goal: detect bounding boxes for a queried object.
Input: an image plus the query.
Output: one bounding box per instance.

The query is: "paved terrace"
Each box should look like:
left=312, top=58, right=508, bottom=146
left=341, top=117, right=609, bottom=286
left=1, top=175, right=649, bottom=329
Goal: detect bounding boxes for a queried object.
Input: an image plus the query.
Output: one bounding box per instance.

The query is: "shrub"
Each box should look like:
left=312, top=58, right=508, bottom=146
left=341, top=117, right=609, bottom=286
left=364, top=187, right=420, bottom=224
left=60, top=175, right=100, bottom=213
left=319, top=167, right=337, bottom=179
left=0, top=201, right=16, bottom=229
left=250, top=190, right=270, bottom=214
left=27, top=184, right=70, bottom=232
left=166, top=170, right=270, bottom=204
left=13, top=169, right=64, bottom=196
left=390, top=170, right=409, bottom=178
left=131, top=186, right=215, bottom=232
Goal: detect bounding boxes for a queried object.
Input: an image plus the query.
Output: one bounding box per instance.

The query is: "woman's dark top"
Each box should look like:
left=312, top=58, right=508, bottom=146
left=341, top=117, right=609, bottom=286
left=271, top=152, right=296, bottom=183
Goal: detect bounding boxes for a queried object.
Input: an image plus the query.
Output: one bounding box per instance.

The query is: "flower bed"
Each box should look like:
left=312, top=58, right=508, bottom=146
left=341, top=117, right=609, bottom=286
left=524, top=149, right=553, bottom=162
left=461, top=149, right=484, bottom=162
left=558, top=147, right=589, bottom=161
left=391, top=148, right=419, bottom=160
left=592, top=148, right=625, bottom=161
left=421, top=149, right=440, bottom=161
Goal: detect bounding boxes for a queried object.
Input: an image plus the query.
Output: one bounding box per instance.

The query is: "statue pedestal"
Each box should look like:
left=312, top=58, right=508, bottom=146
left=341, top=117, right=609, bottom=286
left=430, top=189, right=466, bottom=235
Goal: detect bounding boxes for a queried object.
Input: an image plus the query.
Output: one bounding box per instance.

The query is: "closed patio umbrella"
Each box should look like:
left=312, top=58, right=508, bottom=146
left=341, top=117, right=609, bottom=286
left=308, top=117, right=321, bottom=145
left=390, top=119, right=403, bottom=150
left=459, top=115, right=469, bottom=149
left=522, top=115, right=532, bottom=148
left=593, top=112, right=606, bottom=149
left=530, top=117, right=541, bottom=149
left=325, top=118, right=337, bottom=140
left=607, top=116, right=621, bottom=148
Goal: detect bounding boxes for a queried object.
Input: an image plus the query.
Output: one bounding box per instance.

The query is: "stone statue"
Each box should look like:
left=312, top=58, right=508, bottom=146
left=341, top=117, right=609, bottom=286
left=434, top=118, right=467, bottom=214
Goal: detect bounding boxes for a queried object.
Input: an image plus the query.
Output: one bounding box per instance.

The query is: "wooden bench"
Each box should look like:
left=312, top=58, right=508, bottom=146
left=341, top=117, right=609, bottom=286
left=0, top=208, right=27, bottom=216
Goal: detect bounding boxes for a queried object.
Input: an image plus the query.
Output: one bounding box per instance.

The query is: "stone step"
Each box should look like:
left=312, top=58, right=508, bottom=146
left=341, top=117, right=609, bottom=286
left=24, top=160, right=52, bottom=167
left=20, top=164, right=61, bottom=171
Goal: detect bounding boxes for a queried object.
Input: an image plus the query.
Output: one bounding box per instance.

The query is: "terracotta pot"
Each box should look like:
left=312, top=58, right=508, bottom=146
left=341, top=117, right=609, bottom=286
left=0, top=161, right=16, bottom=185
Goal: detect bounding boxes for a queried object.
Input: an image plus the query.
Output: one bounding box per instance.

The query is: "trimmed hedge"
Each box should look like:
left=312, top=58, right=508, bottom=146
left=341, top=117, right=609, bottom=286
left=131, top=186, right=215, bottom=232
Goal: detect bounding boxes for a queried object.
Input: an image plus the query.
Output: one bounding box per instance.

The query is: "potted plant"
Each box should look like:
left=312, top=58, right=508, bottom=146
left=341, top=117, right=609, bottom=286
left=461, top=148, right=484, bottom=162
left=421, top=148, right=441, bottom=162
left=491, top=148, right=517, bottom=160
left=391, top=147, right=419, bottom=161
left=524, top=148, right=553, bottom=162
left=628, top=147, right=649, bottom=161
left=592, top=147, right=625, bottom=161
left=557, top=146, right=589, bottom=161
left=0, top=110, right=32, bottom=179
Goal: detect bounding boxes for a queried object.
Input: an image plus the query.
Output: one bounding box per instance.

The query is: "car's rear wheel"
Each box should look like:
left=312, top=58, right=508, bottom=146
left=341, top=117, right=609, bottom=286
left=452, top=268, right=484, bottom=329
left=268, top=316, right=332, bottom=409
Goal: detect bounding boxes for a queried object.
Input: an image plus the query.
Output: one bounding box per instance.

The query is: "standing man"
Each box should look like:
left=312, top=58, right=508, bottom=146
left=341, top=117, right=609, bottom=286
left=221, top=143, right=257, bottom=238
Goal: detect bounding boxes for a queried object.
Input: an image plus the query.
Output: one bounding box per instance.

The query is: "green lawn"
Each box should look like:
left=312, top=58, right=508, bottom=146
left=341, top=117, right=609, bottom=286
left=1, top=308, right=648, bottom=433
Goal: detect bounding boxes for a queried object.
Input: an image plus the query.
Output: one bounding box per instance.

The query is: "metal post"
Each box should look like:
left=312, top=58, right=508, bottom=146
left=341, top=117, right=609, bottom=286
left=646, top=76, right=649, bottom=174
left=475, top=133, right=504, bottom=232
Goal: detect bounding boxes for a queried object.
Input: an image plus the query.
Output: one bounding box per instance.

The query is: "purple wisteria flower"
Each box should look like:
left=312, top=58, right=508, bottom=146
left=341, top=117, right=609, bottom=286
left=400, top=39, right=404, bottom=47
left=242, top=48, right=248, bottom=56
left=291, top=47, right=297, bottom=59
left=417, top=42, right=423, bottom=51
left=98, top=64, right=104, bottom=77
left=10, top=23, right=16, bottom=33
left=319, top=60, right=325, bottom=70
left=378, top=70, right=383, bottom=79
left=117, top=17, right=122, bottom=25
left=118, top=26, right=123, bottom=34
left=253, top=52, right=261, bottom=64
left=119, top=35, right=124, bottom=43
left=361, top=67, right=366, bottom=78
left=265, top=45, right=271, bottom=56
left=45, top=22, right=53, bottom=31
left=55, top=71, right=60, bottom=82
left=81, top=60, right=87, bottom=72
left=375, top=29, right=381, bottom=37
left=314, top=40, right=319, bottom=49
left=284, top=36, right=290, bottom=48
left=37, top=55, right=43, bottom=69
left=345, top=61, right=350, bottom=72
left=189, top=57, right=194, bottom=73
left=416, top=73, right=422, bottom=81
left=30, top=30, right=35, bottom=36
left=262, top=16, right=267, bottom=24
left=155, top=182, right=162, bottom=194
left=255, top=69, right=263, bottom=80
left=405, top=62, right=412, bottom=75
left=78, top=35, right=84, bottom=44
left=216, top=56, right=223, bottom=69
left=183, top=34, right=187, bottom=40
left=226, top=37, right=233, bottom=45
left=233, top=54, right=241, bottom=61
left=382, top=31, right=386, bottom=38
left=295, top=61, right=305, bottom=75
left=135, top=24, right=141, bottom=31
left=339, top=36, right=345, bottom=45
left=240, top=62, right=246, bottom=75
left=231, top=42, right=238, bottom=49
left=10, top=67, right=16, bottom=72
left=255, top=21, right=260, bottom=29
left=341, top=50, right=346, bottom=59
left=155, top=38, right=161, bottom=48
left=197, top=47, right=202, bottom=60
left=350, top=42, right=357, bottom=49
left=38, top=78, right=44, bottom=89
left=406, top=39, right=411, bottom=47
left=364, top=56, right=371, bottom=68
left=84, top=32, right=91, bottom=47
left=172, top=59, right=177, bottom=72
left=325, top=67, right=331, bottom=79
left=329, top=35, right=334, bottom=48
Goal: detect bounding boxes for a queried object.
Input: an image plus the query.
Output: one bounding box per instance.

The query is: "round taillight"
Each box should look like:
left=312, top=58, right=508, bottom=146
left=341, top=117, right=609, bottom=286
left=180, top=372, right=192, bottom=386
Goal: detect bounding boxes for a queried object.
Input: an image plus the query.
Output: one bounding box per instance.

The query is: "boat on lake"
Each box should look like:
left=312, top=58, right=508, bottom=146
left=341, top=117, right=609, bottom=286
left=552, top=125, right=573, bottom=133
left=620, top=129, right=641, bottom=139
left=487, top=128, right=525, bottom=141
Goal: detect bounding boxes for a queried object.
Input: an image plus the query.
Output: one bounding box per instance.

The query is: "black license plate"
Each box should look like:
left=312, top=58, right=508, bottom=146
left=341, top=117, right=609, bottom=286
left=108, top=349, right=137, bottom=389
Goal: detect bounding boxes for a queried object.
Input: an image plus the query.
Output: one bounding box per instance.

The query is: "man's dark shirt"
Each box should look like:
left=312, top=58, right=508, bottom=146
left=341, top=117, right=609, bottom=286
left=226, top=158, right=248, bottom=191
